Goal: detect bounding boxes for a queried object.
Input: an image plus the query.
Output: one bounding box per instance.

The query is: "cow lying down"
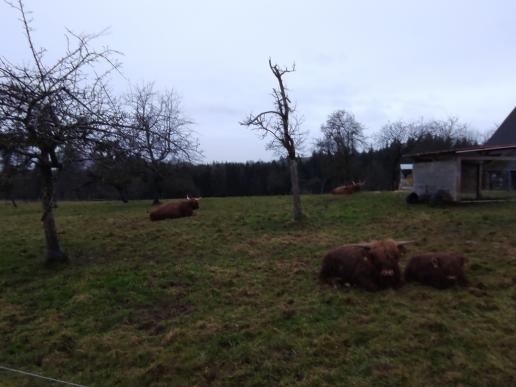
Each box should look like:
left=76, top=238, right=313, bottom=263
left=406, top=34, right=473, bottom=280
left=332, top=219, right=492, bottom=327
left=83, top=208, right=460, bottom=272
left=330, top=181, right=364, bottom=195
left=404, top=252, right=469, bottom=289
left=149, top=197, right=199, bottom=221
left=319, top=239, right=412, bottom=291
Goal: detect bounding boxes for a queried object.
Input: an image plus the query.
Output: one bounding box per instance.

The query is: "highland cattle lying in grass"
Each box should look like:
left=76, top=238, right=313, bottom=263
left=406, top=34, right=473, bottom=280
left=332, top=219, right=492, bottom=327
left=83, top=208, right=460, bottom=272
left=330, top=181, right=364, bottom=195
left=319, top=239, right=411, bottom=291
left=404, top=252, right=469, bottom=289
left=149, top=197, right=199, bottom=221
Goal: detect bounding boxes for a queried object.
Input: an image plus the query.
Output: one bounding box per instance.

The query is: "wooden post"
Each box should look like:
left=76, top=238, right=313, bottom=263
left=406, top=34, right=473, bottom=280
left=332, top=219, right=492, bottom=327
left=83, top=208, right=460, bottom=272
left=456, top=157, right=462, bottom=201
left=475, top=162, right=482, bottom=200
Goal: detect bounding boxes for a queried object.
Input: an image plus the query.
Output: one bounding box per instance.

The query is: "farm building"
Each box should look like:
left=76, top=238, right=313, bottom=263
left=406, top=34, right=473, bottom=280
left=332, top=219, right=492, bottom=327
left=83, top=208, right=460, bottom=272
left=405, top=107, right=516, bottom=202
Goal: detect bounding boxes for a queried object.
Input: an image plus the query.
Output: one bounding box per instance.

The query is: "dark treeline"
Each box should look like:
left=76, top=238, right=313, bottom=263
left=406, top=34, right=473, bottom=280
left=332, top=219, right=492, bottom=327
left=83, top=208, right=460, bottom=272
left=2, top=116, right=479, bottom=202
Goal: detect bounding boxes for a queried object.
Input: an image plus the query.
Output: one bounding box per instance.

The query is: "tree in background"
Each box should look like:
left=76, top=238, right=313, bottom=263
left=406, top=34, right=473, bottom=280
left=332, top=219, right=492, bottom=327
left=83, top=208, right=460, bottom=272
left=87, top=141, right=135, bottom=203
left=126, top=83, right=199, bottom=205
left=0, top=133, right=30, bottom=207
left=0, top=0, right=123, bottom=265
left=375, top=120, right=414, bottom=190
left=315, top=110, right=366, bottom=186
left=241, top=59, right=305, bottom=221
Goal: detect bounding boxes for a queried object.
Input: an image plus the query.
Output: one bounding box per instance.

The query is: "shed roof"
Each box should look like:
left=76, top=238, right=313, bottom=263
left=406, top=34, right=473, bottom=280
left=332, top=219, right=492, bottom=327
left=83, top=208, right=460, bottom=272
left=405, top=143, right=516, bottom=161
left=485, top=107, right=516, bottom=146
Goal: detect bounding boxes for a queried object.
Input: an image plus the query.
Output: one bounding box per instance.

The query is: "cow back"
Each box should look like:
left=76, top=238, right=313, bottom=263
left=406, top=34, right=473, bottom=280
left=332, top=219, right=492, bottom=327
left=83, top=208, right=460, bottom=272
left=404, top=252, right=468, bottom=288
left=149, top=202, right=184, bottom=221
left=320, top=245, right=373, bottom=284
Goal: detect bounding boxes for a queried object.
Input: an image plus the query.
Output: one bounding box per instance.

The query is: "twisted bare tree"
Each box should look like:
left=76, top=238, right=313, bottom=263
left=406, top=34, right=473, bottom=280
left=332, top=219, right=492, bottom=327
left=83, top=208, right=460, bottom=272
left=240, top=59, right=304, bottom=221
left=0, top=0, right=123, bottom=265
left=125, top=83, right=199, bottom=205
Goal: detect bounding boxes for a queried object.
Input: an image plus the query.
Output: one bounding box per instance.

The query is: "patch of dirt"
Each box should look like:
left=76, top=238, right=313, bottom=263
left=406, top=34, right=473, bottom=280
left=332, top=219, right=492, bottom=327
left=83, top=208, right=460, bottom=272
left=128, top=295, right=192, bottom=332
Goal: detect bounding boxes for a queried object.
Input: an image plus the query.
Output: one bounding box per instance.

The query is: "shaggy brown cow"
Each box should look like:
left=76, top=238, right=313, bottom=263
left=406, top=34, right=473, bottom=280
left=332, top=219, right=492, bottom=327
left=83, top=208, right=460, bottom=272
left=319, top=239, right=411, bottom=291
left=149, top=197, right=199, bottom=221
left=404, top=252, right=469, bottom=289
left=330, top=181, right=364, bottom=195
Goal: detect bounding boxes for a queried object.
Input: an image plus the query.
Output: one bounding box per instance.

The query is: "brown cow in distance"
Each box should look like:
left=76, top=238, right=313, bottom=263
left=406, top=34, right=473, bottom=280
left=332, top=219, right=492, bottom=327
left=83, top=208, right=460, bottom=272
left=319, top=239, right=413, bottom=291
left=149, top=197, right=200, bottom=221
left=404, top=252, right=469, bottom=289
left=331, top=181, right=364, bottom=195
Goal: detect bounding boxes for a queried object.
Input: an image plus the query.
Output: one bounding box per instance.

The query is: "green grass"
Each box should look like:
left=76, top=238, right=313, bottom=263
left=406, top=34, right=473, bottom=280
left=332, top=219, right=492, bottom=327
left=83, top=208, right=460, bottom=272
left=461, top=190, right=516, bottom=201
left=0, top=193, right=515, bottom=386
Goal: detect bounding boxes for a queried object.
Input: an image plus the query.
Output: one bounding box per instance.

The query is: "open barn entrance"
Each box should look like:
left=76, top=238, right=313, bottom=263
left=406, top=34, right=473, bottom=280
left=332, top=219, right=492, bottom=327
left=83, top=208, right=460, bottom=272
left=459, top=153, right=516, bottom=201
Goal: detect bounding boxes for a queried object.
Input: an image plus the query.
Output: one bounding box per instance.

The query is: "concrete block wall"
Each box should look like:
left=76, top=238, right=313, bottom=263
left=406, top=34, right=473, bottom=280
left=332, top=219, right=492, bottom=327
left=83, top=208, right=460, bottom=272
left=412, top=159, right=459, bottom=201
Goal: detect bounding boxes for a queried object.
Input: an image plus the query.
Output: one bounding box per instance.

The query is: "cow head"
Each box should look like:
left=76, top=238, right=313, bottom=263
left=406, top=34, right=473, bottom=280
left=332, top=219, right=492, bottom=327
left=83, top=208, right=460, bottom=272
left=186, top=195, right=200, bottom=209
left=430, top=254, right=466, bottom=286
left=355, top=239, right=413, bottom=259
left=355, top=239, right=413, bottom=288
left=352, top=181, right=365, bottom=192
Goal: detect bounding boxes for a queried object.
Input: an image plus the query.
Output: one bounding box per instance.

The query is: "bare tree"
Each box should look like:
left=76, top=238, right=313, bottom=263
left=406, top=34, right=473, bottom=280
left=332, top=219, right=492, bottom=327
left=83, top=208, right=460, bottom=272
left=88, top=140, right=134, bottom=203
left=0, top=0, right=123, bottom=265
left=240, top=59, right=304, bottom=221
left=375, top=121, right=413, bottom=190
left=126, top=83, right=199, bottom=205
left=315, top=110, right=366, bottom=184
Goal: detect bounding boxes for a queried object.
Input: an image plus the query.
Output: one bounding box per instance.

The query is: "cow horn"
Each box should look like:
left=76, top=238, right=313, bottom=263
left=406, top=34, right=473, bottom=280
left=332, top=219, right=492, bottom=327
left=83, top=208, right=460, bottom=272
left=352, top=242, right=374, bottom=248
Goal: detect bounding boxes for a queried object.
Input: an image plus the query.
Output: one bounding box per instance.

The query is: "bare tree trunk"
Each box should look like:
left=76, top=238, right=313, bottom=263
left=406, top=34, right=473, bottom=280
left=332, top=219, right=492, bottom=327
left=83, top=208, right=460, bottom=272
left=115, top=185, right=128, bottom=203
left=320, top=177, right=328, bottom=194
left=5, top=187, right=17, bottom=207
left=119, top=190, right=128, bottom=203
left=152, top=173, right=162, bottom=205
left=40, top=164, right=67, bottom=265
left=289, top=158, right=303, bottom=221
left=391, top=148, right=402, bottom=190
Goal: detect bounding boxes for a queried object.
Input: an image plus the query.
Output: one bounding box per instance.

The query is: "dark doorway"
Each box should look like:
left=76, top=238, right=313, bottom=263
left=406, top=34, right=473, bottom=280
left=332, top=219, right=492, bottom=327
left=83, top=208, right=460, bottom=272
left=511, top=171, right=516, bottom=190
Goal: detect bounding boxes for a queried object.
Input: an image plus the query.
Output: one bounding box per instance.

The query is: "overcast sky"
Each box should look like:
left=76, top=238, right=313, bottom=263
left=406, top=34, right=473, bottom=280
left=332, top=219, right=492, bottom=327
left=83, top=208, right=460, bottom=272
left=1, top=0, right=515, bottom=162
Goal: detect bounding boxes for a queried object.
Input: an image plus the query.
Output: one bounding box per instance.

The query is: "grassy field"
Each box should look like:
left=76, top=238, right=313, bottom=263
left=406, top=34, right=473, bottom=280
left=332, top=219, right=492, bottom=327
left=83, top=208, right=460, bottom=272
left=0, top=193, right=515, bottom=386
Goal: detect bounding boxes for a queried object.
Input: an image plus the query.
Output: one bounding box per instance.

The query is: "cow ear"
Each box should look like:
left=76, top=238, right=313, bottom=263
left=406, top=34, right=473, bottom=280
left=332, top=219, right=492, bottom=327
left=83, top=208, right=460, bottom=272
left=431, top=257, right=440, bottom=268
left=363, top=253, right=375, bottom=265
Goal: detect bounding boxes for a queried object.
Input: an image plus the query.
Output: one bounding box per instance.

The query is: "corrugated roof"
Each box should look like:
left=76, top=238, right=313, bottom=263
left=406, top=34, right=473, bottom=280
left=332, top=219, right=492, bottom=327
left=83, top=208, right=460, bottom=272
left=486, top=107, right=516, bottom=146
left=405, top=143, right=516, bottom=160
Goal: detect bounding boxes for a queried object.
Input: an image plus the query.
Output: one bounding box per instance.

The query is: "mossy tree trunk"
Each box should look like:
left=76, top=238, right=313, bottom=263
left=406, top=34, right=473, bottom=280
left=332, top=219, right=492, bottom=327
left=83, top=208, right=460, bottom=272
left=289, top=158, right=302, bottom=221
left=40, top=161, right=67, bottom=265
